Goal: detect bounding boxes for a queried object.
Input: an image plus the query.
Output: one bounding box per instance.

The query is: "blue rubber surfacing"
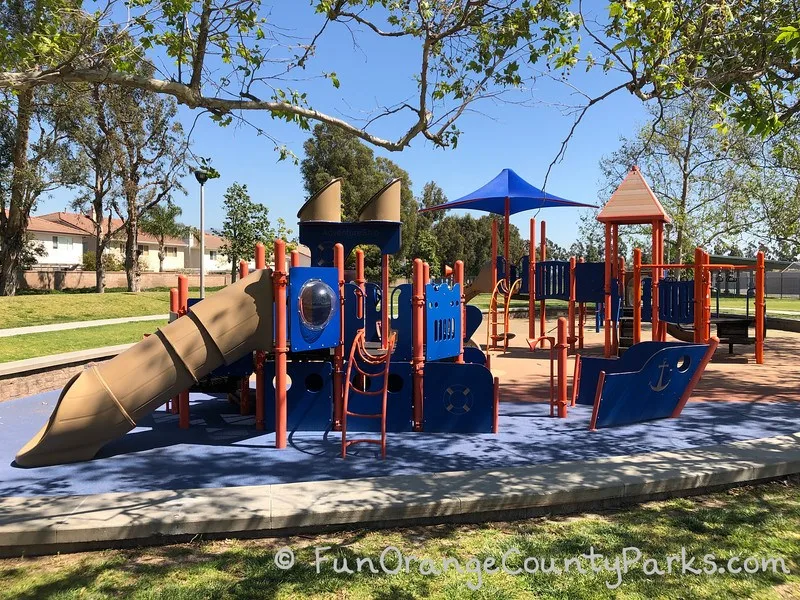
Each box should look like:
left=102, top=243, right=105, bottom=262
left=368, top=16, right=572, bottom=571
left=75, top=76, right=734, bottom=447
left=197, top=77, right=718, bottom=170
left=1, top=390, right=799, bottom=498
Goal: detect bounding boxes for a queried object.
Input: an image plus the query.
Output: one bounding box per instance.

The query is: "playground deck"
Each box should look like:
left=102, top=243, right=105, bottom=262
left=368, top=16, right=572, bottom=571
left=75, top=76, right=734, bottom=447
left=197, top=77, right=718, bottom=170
left=0, top=324, right=798, bottom=498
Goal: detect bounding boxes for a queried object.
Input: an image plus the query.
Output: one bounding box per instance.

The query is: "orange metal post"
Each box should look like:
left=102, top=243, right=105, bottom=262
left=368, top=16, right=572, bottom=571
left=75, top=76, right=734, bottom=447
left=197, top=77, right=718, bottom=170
left=382, top=253, right=390, bottom=349
left=650, top=221, right=659, bottom=341
left=556, top=317, right=568, bottom=418
left=423, top=261, right=430, bottom=284
left=588, top=372, right=606, bottom=431
left=578, top=257, right=585, bottom=350
left=455, top=260, right=465, bottom=364
left=633, top=248, right=642, bottom=344
left=571, top=354, right=581, bottom=406
left=693, top=247, right=704, bottom=344
left=412, top=259, right=425, bottom=431
left=755, top=251, right=765, bottom=364
left=273, top=239, right=288, bottom=449
left=355, top=248, right=365, bottom=318
left=178, top=275, right=189, bottom=315
left=239, top=260, right=249, bottom=279
left=503, top=197, right=510, bottom=283
left=703, top=250, right=712, bottom=342
left=539, top=220, right=547, bottom=348
left=528, top=218, right=536, bottom=340
left=568, top=256, right=576, bottom=351
left=290, top=250, right=300, bottom=268
left=333, top=243, right=345, bottom=430
left=255, top=242, right=266, bottom=270
left=169, top=288, right=178, bottom=313
left=603, top=223, right=612, bottom=357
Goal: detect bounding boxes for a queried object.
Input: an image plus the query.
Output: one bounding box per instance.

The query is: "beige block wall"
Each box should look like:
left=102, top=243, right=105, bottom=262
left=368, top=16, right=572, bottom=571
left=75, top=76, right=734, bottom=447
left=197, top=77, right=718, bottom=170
left=19, top=270, right=232, bottom=291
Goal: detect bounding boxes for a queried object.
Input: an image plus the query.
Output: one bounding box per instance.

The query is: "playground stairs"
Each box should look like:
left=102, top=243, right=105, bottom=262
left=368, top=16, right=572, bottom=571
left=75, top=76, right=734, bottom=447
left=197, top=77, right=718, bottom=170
left=487, top=279, right=521, bottom=352
left=341, top=330, right=396, bottom=459
left=617, top=307, right=635, bottom=356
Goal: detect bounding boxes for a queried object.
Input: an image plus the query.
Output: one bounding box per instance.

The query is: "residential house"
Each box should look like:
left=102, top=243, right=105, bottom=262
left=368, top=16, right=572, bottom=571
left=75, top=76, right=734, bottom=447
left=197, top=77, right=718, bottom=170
left=34, top=212, right=189, bottom=272
left=26, top=210, right=310, bottom=272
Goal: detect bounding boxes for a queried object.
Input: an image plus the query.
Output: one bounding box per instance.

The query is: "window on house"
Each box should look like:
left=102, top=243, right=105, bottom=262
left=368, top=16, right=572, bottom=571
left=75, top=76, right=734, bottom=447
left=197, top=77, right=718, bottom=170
left=209, top=251, right=217, bottom=260
left=165, top=246, right=177, bottom=258
left=52, top=236, right=72, bottom=250
left=137, top=244, right=146, bottom=255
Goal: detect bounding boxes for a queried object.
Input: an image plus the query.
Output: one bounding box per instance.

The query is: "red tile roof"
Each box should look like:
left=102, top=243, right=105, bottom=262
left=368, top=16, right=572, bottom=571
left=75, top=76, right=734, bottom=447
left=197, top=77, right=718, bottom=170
left=36, top=211, right=187, bottom=245
left=27, top=215, right=89, bottom=236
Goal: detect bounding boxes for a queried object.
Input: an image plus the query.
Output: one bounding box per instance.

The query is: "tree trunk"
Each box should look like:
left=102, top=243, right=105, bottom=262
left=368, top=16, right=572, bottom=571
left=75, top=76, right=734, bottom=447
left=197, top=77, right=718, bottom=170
left=125, top=207, right=141, bottom=292
left=158, top=243, right=165, bottom=272
left=0, top=88, right=34, bottom=297
left=231, top=258, right=238, bottom=283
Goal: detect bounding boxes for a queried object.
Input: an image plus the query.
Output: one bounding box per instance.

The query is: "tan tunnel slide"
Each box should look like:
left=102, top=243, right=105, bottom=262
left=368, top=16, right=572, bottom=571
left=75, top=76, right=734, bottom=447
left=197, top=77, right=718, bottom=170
left=463, top=260, right=494, bottom=303
left=15, top=269, right=274, bottom=468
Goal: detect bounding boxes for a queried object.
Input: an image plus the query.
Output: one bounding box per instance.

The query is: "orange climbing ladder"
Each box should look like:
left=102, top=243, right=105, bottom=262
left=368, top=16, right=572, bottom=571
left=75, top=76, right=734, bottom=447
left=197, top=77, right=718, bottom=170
left=486, top=278, right=521, bottom=352
left=341, top=329, right=397, bottom=459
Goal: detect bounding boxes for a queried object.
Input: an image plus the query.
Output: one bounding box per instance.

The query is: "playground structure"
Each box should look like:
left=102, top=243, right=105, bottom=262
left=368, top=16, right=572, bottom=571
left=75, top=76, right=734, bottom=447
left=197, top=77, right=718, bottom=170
left=13, top=167, right=755, bottom=469
left=476, top=166, right=767, bottom=367
left=15, top=178, right=499, bottom=468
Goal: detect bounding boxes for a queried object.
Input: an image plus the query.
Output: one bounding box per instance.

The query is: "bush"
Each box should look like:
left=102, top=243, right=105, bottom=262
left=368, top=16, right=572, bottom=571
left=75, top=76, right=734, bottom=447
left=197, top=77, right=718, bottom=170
left=82, top=251, right=125, bottom=272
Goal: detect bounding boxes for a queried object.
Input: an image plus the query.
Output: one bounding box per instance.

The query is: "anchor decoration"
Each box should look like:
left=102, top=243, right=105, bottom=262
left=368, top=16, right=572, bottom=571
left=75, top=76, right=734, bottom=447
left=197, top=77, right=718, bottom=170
left=649, top=359, right=672, bottom=392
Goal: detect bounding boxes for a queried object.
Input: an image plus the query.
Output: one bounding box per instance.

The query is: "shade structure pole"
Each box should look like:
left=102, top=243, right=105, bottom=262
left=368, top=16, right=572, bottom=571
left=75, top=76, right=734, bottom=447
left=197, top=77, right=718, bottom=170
left=491, top=219, right=498, bottom=345
left=604, top=223, right=612, bottom=357
left=503, top=197, right=510, bottom=283
left=755, top=251, right=765, bottom=364
left=528, top=218, right=535, bottom=340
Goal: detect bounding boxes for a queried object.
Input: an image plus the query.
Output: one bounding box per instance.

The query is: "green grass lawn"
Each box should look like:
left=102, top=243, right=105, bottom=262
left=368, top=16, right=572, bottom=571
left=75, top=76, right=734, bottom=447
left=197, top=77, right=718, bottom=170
left=0, top=321, right=162, bottom=363
left=1, top=477, right=797, bottom=599
left=0, top=287, right=222, bottom=329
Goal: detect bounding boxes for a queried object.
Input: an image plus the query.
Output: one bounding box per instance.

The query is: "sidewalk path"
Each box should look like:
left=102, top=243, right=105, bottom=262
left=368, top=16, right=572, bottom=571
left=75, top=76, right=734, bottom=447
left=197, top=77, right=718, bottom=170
left=0, top=314, right=168, bottom=338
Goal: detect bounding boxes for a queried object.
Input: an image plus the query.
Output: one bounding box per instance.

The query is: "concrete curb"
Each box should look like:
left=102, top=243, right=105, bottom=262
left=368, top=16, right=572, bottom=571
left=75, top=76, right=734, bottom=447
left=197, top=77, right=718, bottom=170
left=0, top=314, right=168, bottom=338
left=1, top=432, right=798, bottom=557
left=0, top=344, right=135, bottom=378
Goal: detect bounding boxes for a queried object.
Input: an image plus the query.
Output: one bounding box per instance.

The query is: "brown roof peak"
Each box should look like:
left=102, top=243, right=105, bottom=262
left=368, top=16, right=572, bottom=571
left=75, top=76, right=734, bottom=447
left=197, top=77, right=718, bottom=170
left=597, top=166, right=672, bottom=225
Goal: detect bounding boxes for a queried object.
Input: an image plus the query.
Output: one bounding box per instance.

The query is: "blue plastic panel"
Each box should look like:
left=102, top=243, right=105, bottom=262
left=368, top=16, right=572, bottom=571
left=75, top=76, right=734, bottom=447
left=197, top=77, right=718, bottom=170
left=423, top=362, right=494, bottom=433
left=463, top=347, right=487, bottom=365
left=535, top=261, right=570, bottom=300
left=425, top=282, right=462, bottom=361
left=659, top=279, right=695, bottom=325
left=343, top=283, right=365, bottom=351
left=363, top=282, right=382, bottom=343
left=288, top=267, right=340, bottom=352
left=576, top=341, right=703, bottom=406
left=465, top=304, right=483, bottom=342
left=495, top=256, right=518, bottom=284
left=262, top=361, right=333, bottom=432
left=596, top=279, right=622, bottom=323
left=574, top=262, right=605, bottom=303
left=391, top=284, right=413, bottom=361
left=519, top=255, right=531, bottom=293
left=298, top=221, right=401, bottom=267
left=343, top=362, right=413, bottom=433
left=642, top=277, right=653, bottom=322
left=592, top=343, right=710, bottom=429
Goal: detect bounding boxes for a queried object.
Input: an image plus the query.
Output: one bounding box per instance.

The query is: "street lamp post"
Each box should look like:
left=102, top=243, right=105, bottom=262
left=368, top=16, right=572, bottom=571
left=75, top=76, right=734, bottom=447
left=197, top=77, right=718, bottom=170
left=194, top=170, right=210, bottom=298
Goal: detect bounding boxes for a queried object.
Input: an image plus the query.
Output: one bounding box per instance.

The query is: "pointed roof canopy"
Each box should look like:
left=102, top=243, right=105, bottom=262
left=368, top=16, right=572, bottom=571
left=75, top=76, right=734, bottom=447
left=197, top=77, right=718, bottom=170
left=418, top=168, right=596, bottom=215
left=597, top=166, right=672, bottom=225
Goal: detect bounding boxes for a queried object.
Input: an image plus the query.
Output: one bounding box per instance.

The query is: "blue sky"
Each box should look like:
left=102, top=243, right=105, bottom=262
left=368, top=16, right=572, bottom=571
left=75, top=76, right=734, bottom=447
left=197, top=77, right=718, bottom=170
left=37, top=4, right=650, bottom=249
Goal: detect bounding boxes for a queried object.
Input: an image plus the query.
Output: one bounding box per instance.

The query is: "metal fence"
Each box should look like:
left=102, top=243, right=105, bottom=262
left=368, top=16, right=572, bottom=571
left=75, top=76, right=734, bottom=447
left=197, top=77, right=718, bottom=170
left=708, top=270, right=800, bottom=298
